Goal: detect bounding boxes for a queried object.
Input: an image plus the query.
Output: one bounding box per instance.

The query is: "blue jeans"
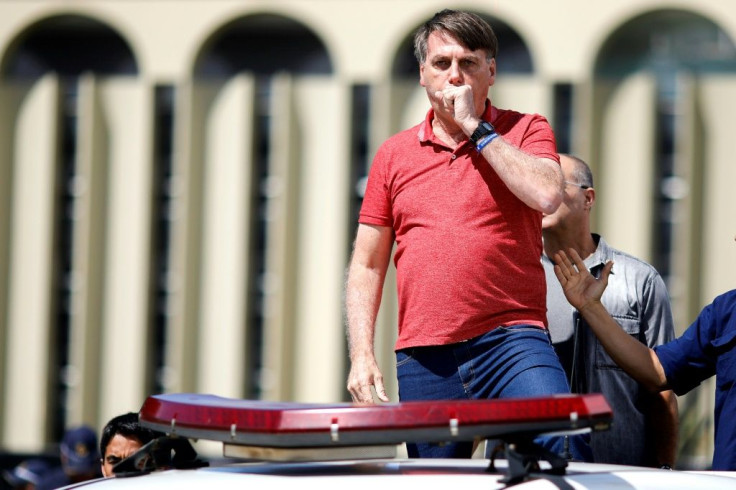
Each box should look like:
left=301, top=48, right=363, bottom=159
left=396, top=325, right=592, bottom=460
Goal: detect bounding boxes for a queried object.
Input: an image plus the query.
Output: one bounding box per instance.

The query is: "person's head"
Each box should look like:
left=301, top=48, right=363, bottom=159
left=415, top=10, right=498, bottom=117
left=2, top=458, right=51, bottom=490
left=542, top=154, right=595, bottom=233
left=99, top=412, right=160, bottom=477
left=413, top=9, right=498, bottom=66
left=60, top=425, right=100, bottom=480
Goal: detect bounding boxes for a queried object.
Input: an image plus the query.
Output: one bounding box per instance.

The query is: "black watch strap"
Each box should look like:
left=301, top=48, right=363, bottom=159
left=470, top=120, right=496, bottom=146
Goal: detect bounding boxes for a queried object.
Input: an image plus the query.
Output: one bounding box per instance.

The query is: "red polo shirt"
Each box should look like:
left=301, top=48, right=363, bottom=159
left=360, top=103, right=559, bottom=350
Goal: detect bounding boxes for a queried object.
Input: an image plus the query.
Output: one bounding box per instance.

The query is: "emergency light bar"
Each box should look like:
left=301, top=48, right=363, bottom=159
left=139, top=393, right=611, bottom=457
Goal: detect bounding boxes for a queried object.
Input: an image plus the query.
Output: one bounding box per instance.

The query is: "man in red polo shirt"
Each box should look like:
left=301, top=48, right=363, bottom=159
left=346, top=9, right=574, bottom=459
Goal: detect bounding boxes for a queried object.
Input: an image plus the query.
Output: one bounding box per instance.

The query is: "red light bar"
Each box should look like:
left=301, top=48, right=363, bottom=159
left=139, top=393, right=611, bottom=449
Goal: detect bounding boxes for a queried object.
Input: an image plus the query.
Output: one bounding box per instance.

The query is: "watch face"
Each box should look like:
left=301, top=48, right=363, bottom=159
left=471, top=121, right=495, bottom=144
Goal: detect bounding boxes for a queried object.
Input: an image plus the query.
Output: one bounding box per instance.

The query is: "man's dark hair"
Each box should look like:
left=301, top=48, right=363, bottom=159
left=99, top=412, right=161, bottom=458
left=413, top=9, right=498, bottom=65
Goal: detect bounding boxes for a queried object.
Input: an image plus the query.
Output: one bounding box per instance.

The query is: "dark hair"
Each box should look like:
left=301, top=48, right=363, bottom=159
left=413, top=9, right=498, bottom=65
left=99, top=412, right=161, bottom=458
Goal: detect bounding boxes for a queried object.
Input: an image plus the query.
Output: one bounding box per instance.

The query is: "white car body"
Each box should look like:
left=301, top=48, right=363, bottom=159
left=60, top=393, right=736, bottom=490
left=61, top=458, right=736, bottom=490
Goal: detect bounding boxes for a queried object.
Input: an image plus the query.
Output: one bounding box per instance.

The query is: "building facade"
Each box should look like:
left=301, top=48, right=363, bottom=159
left=0, top=0, right=735, bottom=468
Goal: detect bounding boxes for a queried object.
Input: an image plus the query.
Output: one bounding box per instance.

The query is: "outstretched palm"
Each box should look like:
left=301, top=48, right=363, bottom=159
left=552, top=249, right=613, bottom=312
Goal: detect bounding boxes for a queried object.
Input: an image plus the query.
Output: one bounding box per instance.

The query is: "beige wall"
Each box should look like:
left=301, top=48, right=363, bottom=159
left=0, top=0, right=734, bottom=469
left=3, top=0, right=736, bottom=81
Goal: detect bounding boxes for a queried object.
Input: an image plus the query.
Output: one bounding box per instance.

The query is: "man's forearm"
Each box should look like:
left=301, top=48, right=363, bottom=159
left=345, top=224, right=392, bottom=361
left=579, top=301, right=669, bottom=392
left=478, top=138, right=563, bottom=214
left=345, top=267, right=382, bottom=362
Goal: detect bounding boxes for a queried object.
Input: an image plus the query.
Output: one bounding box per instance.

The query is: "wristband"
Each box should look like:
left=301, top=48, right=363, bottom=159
left=475, top=132, right=499, bottom=152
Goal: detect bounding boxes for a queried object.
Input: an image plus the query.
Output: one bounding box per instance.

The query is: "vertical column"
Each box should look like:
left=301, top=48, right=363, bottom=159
left=292, top=77, right=351, bottom=403
left=596, top=73, right=657, bottom=261
left=0, top=81, right=29, bottom=442
left=196, top=75, right=255, bottom=397
left=97, top=79, right=155, bottom=420
left=3, top=75, right=60, bottom=450
left=165, top=81, right=219, bottom=394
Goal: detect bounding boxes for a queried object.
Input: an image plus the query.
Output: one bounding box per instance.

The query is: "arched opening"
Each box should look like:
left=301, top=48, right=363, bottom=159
left=1, top=14, right=138, bottom=79
left=595, top=10, right=736, bottom=78
left=194, top=13, right=333, bottom=77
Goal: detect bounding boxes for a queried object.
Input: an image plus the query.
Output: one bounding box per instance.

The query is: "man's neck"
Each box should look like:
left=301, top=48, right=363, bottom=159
left=543, top=228, right=597, bottom=261
left=431, top=114, right=466, bottom=147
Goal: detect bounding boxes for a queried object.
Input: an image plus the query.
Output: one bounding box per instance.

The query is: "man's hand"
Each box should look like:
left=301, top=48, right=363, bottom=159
left=347, top=357, right=389, bottom=404
left=434, top=84, right=476, bottom=128
left=553, top=248, right=613, bottom=312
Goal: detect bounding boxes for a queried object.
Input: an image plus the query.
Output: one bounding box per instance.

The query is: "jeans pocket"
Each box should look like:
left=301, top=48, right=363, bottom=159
left=396, top=349, right=415, bottom=368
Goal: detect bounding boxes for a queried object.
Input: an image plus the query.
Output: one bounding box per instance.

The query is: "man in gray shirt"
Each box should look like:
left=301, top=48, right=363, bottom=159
left=542, top=154, right=678, bottom=467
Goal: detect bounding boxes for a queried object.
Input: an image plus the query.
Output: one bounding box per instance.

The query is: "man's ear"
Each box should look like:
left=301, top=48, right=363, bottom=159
left=488, top=58, right=496, bottom=87
left=585, top=188, right=596, bottom=210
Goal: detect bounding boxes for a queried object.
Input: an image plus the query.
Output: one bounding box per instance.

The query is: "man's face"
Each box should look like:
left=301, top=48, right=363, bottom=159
left=101, top=434, right=143, bottom=477
left=542, top=156, right=592, bottom=231
left=419, top=31, right=495, bottom=117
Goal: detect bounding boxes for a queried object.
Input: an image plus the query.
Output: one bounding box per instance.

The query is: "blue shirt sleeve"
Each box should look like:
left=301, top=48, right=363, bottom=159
left=654, top=290, right=736, bottom=396
left=655, top=300, right=718, bottom=395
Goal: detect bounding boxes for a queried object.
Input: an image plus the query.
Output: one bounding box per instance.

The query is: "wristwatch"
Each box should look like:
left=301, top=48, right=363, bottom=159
left=469, top=120, right=496, bottom=146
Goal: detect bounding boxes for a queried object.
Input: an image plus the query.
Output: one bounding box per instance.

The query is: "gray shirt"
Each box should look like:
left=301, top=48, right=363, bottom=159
left=543, top=234, right=675, bottom=466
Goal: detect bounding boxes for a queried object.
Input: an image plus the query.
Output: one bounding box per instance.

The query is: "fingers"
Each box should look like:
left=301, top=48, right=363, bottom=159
left=350, top=386, right=374, bottom=404
left=553, top=263, right=567, bottom=285
left=435, top=89, right=454, bottom=103
left=374, top=377, right=390, bottom=403
left=435, top=86, right=471, bottom=108
left=553, top=250, right=574, bottom=278
left=347, top=368, right=387, bottom=404
left=434, top=90, right=456, bottom=114
left=567, top=248, right=587, bottom=271
left=553, top=248, right=586, bottom=277
left=347, top=379, right=372, bottom=404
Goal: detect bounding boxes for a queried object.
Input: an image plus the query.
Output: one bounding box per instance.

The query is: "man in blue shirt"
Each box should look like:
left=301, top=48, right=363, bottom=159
left=553, top=245, right=736, bottom=470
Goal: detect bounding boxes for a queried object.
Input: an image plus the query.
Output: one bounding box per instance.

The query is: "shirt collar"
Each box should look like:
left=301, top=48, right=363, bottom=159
left=586, top=234, right=613, bottom=272
left=541, top=234, right=612, bottom=273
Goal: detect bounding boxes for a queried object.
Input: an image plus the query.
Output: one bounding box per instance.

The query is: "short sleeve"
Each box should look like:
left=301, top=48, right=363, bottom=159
left=358, top=144, right=393, bottom=227
left=655, top=304, right=718, bottom=396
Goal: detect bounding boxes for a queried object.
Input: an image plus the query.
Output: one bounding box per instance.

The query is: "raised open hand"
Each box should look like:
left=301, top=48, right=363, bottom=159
left=553, top=248, right=613, bottom=312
